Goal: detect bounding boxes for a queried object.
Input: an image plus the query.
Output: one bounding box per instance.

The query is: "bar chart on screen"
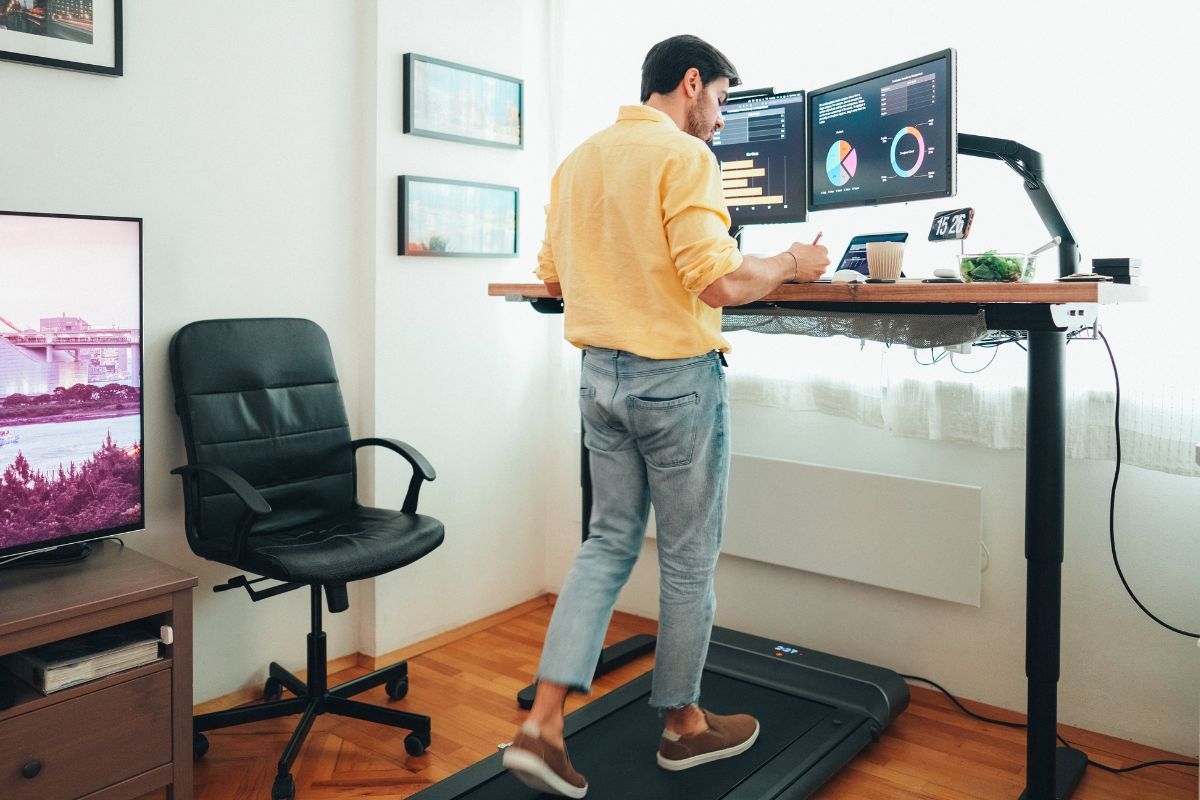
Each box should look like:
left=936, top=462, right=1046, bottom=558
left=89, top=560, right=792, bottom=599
left=720, top=156, right=787, bottom=207
left=710, top=89, right=807, bottom=224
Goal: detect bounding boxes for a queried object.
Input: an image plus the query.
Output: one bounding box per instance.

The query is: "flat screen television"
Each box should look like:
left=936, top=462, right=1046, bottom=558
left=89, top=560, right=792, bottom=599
left=709, top=89, right=807, bottom=228
left=807, top=49, right=956, bottom=211
left=0, top=211, right=143, bottom=564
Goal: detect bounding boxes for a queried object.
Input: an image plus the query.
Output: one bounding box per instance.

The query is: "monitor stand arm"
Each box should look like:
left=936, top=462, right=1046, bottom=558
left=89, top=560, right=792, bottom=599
left=957, top=133, right=1081, bottom=278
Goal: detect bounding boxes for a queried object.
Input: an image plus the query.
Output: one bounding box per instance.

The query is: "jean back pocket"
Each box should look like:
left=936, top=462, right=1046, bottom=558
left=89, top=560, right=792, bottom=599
left=628, top=392, right=700, bottom=468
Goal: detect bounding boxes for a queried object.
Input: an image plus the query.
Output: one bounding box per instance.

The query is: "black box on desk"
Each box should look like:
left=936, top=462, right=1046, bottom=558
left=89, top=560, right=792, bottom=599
left=1092, top=257, right=1141, bottom=269
left=1091, top=257, right=1141, bottom=284
left=1091, top=264, right=1141, bottom=276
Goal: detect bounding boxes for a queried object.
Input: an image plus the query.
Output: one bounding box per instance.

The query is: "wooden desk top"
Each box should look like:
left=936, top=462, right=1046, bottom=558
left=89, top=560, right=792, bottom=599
left=489, top=281, right=1146, bottom=305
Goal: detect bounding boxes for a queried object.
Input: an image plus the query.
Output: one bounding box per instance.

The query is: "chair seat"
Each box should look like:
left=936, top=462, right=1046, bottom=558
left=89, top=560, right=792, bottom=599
left=238, top=506, right=444, bottom=585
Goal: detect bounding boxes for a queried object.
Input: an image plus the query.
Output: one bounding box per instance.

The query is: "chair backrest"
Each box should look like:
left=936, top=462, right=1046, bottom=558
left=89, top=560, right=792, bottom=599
left=170, top=318, right=355, bottom=555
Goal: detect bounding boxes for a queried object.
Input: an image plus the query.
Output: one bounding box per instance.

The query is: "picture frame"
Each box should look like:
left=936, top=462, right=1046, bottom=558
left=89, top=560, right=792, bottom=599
left=398, top=176, right=519, bottom=258
left=403, top=52, right=523, bottom=149
left=0, top=0, right=122, bottom=77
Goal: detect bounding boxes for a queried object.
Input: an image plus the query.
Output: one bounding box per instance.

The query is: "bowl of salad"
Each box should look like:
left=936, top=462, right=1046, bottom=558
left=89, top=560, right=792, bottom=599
left=957, top=251, right=1036, bottom=282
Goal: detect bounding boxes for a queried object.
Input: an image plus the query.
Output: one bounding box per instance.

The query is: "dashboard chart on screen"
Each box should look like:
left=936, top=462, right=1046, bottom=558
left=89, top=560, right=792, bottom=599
left=808, top=50, right=956, bottom=211
left=710, top=89, right=807, bottom=226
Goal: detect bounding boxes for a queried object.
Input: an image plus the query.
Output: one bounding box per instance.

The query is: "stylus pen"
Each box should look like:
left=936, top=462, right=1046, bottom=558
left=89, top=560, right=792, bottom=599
left=812, top=232, right=823, bottom=246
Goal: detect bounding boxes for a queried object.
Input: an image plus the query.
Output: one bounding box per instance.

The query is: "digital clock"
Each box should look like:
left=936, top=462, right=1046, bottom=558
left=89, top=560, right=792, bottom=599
left=928, top=207, right=974, bottom=241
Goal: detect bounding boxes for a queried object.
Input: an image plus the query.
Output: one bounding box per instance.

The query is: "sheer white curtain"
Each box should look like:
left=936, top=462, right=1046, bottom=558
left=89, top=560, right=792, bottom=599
left=725, top=303, right=1200, bottom=478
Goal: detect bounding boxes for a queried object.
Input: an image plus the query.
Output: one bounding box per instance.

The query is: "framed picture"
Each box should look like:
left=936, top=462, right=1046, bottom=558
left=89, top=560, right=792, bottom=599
left=398, top=176, right=518, bottom=258
left=404, top=52, right=523, bottom=149
left=0, top=0, right=122, bottom=76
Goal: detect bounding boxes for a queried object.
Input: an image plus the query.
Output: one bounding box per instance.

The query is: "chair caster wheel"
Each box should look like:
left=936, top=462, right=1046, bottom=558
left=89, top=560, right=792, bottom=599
left=271, top=773, right=295, bottom=799
left=264, top=676, right=284, bottom=702
left=386, top=675, right=409, bottom=700
left=192, top=732, right=209, bottom=761
left=404, top=733, right=428, bottom=756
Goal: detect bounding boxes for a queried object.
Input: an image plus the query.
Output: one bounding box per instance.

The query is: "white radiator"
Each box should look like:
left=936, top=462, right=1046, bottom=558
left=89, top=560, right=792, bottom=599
left=709, top=454, right=983, bottom=606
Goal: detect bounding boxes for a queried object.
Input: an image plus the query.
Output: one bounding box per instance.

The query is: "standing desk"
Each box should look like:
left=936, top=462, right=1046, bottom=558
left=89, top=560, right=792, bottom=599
left=489, top=279, right=1143, bottom=800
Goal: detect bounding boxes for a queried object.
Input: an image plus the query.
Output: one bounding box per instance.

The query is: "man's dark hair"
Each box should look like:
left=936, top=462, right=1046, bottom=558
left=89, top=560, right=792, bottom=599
left=640, top=35, right=741, bottom=103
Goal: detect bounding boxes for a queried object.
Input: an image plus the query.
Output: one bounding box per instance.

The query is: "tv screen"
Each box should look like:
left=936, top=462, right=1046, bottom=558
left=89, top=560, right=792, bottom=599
left=709, top=89, right=807, bottom=227
left=0, top=211, right=143, bottom=562
left=808, top=49, right=956, bottom=211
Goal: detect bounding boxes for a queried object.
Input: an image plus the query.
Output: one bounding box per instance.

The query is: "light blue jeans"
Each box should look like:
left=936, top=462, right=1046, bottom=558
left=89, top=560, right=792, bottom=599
left=537, top=347, right=730, bottom=709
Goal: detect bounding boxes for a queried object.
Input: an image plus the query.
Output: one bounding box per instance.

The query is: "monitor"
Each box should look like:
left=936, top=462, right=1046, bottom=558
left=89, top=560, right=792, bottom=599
left=808, top=49, right=956, bottom=211
left=709, top=89, right=807, bottom=227
left=0, top=211, right=144, bottom=564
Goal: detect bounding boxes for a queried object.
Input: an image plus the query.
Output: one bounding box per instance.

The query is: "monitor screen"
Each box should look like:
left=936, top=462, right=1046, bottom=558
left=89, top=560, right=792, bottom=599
left=709, top=89, right=807, bottom=227
left=808, top=50, right=956, bottom=211
left=0, top=211, right=144, bottom=561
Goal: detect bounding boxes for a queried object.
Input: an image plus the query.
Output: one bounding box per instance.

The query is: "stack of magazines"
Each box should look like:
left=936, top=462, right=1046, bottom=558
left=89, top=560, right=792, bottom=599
left=2, top=623, right=161, bottom=694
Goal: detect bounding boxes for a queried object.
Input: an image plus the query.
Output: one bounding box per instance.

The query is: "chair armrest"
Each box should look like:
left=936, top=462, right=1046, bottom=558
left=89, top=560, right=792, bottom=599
left=170, top=463, right=272, bottom=561
left=351, top=437, right=436, bottom=481
left=351, top=437, right=437, bottom=513
left=170, top=463, right=272, bottom=514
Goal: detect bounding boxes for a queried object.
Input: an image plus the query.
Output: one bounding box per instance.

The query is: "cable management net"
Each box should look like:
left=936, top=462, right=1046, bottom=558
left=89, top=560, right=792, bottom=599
left=721, top=306, right=989, bottom=349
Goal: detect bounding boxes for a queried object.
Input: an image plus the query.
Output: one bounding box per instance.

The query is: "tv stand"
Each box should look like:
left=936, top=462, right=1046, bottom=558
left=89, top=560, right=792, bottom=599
left=0, top=540, right=197, bottom=799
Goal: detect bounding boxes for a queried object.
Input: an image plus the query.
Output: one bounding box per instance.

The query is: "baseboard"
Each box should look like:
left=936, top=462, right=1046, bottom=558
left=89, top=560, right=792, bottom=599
left=194, top=593, right=554, bottom=714
left=905, top=683, right=1197, bottom=774
left=357, top=593, right=553, bottom=671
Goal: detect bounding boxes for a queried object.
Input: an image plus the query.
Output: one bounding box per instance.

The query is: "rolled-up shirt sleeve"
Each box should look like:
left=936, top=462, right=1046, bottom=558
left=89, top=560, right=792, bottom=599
left=534, top=201, right=559, bottom=282
left=661, top=146, right=743, bottom=294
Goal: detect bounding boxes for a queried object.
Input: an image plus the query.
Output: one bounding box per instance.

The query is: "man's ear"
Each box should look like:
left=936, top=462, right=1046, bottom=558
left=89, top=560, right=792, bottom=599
left=680, top=67, right=701, bottom=99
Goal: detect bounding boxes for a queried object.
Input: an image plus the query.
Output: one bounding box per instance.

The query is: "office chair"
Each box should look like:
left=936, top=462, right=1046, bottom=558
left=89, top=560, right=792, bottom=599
left=169, top=318, right=445, bottom=800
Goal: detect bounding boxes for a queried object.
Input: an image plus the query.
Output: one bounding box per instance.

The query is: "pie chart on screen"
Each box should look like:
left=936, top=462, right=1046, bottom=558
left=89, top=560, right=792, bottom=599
left=826, top=140, right=857, bottom=187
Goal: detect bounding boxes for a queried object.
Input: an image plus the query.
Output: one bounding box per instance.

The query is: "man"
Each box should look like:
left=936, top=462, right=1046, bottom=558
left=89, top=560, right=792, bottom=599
left=502, top=34, right=829, bottom=798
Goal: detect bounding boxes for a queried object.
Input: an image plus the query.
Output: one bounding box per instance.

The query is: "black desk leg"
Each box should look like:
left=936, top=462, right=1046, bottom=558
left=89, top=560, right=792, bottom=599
left=580, top=422, right=593, bottom=543
left=1021, top=330, right=1087, bottom=799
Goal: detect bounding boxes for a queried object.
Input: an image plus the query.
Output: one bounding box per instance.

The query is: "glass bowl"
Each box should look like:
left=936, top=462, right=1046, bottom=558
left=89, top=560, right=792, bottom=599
left=957, top=251, right=1036, bottom=283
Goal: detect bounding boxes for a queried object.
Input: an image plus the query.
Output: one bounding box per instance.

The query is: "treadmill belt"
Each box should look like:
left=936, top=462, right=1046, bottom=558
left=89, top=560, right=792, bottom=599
left=461, top=671, right=835, bottom=799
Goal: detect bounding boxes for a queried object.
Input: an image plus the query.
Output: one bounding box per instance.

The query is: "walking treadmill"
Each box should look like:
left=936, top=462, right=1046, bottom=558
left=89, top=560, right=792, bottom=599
left=410, top=625, right=908, bottom=800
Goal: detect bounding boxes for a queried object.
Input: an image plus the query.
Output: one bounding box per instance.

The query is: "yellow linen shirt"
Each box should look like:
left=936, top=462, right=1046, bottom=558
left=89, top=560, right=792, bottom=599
left=535, top=105, right=743, bottom=359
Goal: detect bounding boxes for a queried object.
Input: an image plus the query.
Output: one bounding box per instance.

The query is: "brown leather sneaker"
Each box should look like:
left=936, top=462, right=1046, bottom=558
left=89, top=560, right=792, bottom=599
left=656, top=709, right=760, bottom=771
left=502, top=721, right=588, bottom=798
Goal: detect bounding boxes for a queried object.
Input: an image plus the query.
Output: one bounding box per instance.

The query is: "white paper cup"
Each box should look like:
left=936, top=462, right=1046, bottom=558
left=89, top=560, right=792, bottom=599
left=866, top=242, right=905, bottom=280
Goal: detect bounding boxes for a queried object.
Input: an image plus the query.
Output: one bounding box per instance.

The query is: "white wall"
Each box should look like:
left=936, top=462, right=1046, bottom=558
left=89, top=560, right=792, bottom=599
left=3, top=0, right=557, bottom=702
left=1, top=4, right=373, bottom=701
left=366, top=0, right=556, bottom=654
left=545, top=0, right=1200, bottom=754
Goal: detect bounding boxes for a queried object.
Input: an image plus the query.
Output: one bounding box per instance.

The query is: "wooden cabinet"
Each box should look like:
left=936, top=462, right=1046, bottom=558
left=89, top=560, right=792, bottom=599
left=0, top=541, right=196, bottom=800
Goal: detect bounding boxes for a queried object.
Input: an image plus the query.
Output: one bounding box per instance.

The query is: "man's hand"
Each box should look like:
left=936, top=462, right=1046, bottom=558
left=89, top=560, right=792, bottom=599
left=783, top=243, right=830, bottom=283
left=700, top=243, right=829, bottom=307
left=544, top=281, right=563, bottom=297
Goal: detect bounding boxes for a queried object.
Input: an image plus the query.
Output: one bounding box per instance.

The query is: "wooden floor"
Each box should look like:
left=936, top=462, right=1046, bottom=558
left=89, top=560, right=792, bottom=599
left=145, top=597, right=1196, bottom=799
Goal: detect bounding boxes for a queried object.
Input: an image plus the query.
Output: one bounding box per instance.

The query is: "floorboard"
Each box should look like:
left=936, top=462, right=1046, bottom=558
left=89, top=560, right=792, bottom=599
left=138, top=598, right=1195, bottom=799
